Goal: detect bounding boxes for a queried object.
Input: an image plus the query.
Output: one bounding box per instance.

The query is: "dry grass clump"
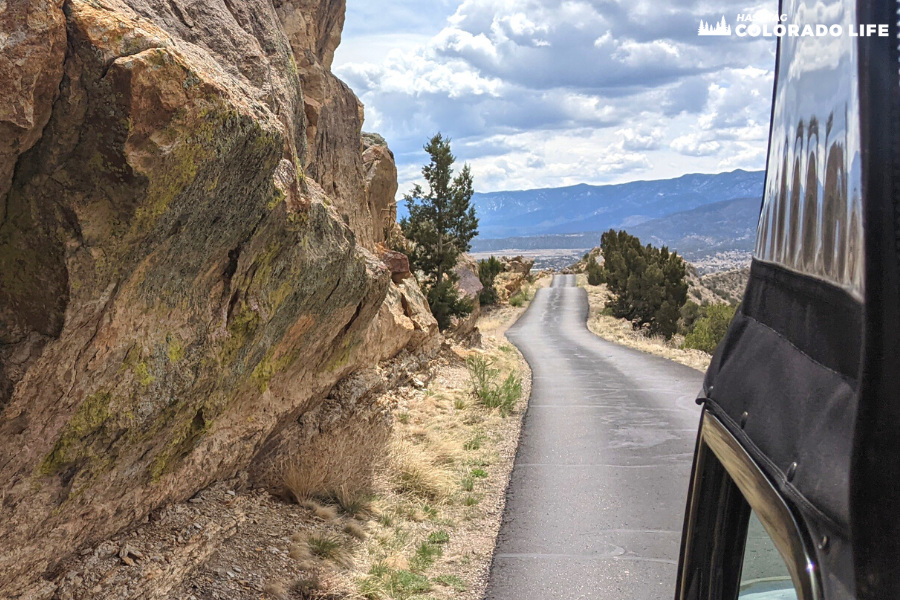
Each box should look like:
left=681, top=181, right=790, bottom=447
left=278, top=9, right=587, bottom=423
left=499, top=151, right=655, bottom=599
left=297, top=499, right=338, bottom=522
left=291, top=573, right=321, bottom=599
left=282, top=410, right=390, bottom=507
left=389, top=440, right=452, bottom=500
left=343, top=521, right=366, bottom=540
left=263, top=581, right=288, bottom=599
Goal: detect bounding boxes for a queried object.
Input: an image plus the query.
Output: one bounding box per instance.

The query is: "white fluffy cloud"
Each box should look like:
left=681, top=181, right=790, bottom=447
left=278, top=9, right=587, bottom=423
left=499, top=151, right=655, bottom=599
left=335, top=0, right=777, bottom=193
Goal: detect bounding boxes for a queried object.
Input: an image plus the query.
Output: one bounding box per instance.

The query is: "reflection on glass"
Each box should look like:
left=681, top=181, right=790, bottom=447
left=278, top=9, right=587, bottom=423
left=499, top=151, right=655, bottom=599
left=755, top=0, right=864, bottom=300
left=739, top=511, right=798, bottom=600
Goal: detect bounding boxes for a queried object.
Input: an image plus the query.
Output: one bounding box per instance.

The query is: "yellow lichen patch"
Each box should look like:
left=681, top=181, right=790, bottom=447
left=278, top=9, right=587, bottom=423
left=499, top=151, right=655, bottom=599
left=220, top=306, right=261, bottom=365
left=167, top=336, right=184, bottom=363
left=134, top=362, right=154, bottom=388
left=38, top=392, right=113, bottom=475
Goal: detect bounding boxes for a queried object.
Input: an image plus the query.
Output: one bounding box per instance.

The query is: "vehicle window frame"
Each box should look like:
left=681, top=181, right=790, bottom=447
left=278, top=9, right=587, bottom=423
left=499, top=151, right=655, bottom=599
left=675, top=411, right=822, bottom=600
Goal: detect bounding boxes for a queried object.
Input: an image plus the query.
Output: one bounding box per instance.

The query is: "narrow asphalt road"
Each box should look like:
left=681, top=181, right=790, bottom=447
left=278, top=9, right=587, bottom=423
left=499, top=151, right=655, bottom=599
left=485, top=274, right=704, bottom=600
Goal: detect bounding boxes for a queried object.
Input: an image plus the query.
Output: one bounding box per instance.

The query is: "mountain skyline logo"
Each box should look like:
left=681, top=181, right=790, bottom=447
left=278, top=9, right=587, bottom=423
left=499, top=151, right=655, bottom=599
left=698, top=17, right=732, bottom=36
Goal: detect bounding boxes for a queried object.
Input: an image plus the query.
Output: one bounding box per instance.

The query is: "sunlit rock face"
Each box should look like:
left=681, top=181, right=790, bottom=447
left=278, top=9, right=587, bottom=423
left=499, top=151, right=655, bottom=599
left=0, top=1, right=434, bottom=596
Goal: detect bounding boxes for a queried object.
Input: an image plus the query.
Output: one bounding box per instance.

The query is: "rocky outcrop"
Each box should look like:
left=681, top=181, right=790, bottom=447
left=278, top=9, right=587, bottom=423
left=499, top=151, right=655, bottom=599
left=362, top=132, right=400, bottom=244
left=0, top=1, right=433, bottom=597
left=450, top=254, right=483, bottom=340
left=493, top=256, right=534, bottom=302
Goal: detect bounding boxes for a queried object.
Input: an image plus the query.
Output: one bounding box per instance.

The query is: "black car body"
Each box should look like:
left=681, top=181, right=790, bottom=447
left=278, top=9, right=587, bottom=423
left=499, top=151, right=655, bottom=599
left=675, top=1, right=900, bottom=599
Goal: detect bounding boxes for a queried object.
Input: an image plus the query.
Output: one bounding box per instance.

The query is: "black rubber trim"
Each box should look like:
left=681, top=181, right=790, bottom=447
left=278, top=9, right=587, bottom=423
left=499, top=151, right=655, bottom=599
left=743, top=260, right=862, bottom=380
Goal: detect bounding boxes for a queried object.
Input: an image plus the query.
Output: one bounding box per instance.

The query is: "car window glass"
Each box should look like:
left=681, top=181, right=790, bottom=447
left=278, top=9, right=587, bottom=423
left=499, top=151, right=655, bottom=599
left=738, top=511, right=798, bottom=600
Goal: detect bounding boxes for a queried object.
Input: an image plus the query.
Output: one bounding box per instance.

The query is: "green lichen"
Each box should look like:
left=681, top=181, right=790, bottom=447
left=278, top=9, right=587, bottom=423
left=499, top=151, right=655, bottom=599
left=167, top=337, right=184, bottom=363
left=134, top=362, right=154, bottom=387
left=220, top=306, right=261, bottom=365
left=267, top=187, right=286, bottom=210
left=251, top=345, right=301, bottom=392
left=38, top=392, right=113, bottom=475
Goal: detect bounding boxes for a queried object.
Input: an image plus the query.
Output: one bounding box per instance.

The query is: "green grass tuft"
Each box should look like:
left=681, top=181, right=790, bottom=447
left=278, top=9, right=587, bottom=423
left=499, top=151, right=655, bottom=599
left=434, top=574, right=467, bottom=591
left=427, top=530, right=450, bottom=545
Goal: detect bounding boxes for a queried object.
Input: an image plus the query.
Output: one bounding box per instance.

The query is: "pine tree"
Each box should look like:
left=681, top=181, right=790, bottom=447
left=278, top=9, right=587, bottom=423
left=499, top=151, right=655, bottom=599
left=401, top=133, right=479, bottom=329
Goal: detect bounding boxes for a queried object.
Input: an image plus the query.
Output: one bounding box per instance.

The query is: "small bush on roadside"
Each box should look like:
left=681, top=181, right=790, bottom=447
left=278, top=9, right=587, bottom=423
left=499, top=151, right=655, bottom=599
left=683, top=303, right=736, bottom=354
left=509, top=291, right=526, bottom=307
left=466, top=355, right=522, bottom=416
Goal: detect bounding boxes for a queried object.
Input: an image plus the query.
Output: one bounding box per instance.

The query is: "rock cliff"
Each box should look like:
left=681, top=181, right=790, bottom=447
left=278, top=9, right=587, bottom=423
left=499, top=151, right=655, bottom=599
left=0, top=1, right=435, bottom=596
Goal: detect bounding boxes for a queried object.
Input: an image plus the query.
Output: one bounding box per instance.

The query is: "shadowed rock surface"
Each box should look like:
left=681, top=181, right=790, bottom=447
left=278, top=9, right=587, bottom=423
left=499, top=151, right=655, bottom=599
left=0, top=1, right=435, bottom=596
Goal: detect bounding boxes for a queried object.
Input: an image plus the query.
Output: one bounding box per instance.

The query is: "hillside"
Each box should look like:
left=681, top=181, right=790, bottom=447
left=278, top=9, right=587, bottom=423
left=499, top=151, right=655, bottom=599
left=472, top=196, right=761, bottom=272
left=451, top=170, right=764, bottom=239
left=626, top=196, right=759, bottom=260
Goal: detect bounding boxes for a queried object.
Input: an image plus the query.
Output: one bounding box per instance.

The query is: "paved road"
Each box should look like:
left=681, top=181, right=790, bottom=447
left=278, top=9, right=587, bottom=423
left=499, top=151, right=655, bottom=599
left=486, top=274, right=705, bottom=600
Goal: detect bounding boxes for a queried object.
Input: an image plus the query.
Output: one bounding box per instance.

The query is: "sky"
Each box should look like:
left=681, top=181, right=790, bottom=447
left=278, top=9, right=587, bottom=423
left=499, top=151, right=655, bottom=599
left=333, top=0, right=779, bottom=194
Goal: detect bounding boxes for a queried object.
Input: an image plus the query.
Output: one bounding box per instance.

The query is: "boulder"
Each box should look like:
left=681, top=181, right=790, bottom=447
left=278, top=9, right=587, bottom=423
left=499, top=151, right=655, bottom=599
left=449, top=254, right=483, bottom=340
left=380, top=249, right=412, bottom=283
left=0, top=0, right=437, bottom=596
left=363, top=136, right=399, bottom=244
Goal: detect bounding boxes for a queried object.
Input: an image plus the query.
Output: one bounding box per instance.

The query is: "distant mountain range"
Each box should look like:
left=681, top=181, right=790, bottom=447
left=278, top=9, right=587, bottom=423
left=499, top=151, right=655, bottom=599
left=458, top=169, right=764, bottom=239
left=462, top=170, right=764, bottom=268
left=471, top=196, right=761, bottom=262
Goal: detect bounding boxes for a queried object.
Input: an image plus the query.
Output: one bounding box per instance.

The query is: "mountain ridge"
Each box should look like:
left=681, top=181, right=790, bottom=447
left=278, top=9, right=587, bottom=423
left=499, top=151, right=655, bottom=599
left=444, top=169, right=765, bottom=239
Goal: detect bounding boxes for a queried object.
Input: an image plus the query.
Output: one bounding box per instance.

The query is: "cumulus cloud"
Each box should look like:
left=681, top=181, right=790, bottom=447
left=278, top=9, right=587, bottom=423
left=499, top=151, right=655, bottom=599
left=335, top=0, right=777, bottom=192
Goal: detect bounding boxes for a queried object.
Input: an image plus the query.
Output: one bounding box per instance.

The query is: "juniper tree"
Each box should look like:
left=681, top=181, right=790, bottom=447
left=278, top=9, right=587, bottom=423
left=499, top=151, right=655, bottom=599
left=599, top=229, right=688, bottom=339
left=400, top=134, right=479, bottom=329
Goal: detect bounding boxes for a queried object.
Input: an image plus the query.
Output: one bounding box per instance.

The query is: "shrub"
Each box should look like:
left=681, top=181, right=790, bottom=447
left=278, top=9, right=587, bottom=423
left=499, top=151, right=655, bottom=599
left=683, top=304, right=736, bottom=354
left=478, top=256, right=504, bottom=305
left=599, top=229, right=688, bottom=339
left=509, top=291, right=526, bottom=307
left=586, top=254, right=603, bottom=285
left=465, top=355, right=522, bottom=416
left=426, top=278, right=474, bottom=331
left=679, top=300, right=702, bottom=334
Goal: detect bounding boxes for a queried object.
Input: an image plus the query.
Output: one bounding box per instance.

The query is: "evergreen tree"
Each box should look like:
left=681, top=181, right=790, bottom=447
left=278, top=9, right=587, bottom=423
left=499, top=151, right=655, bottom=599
left=478, top=256, right=504, bottom=306
left=400, top=134, right=479, bottom=329
left=598, top=229, right=688, bottom=339
left=586, top=254, right=604, bottom=286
